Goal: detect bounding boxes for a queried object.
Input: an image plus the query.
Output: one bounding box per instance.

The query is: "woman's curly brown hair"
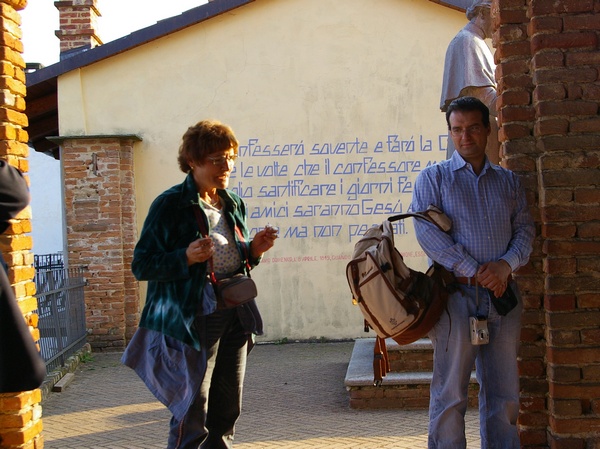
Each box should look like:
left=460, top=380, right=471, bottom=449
left=177, top=120, right=239, bottom=173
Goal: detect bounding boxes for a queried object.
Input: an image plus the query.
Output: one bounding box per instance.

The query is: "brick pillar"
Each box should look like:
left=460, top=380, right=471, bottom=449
left=56, top=136, right=140, bottom=350
left=531, top=1, right=600, bottom=446
left=0, top=1, right=45, bottom=448
left=495, top=0, right=600, bottom=447
left=54, top=0, right=103, bottom=59
left=493, top=1, right=548, bottom=447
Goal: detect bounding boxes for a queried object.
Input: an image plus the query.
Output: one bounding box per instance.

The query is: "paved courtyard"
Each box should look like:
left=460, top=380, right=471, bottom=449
left=41, top=341, right=481, bottom=448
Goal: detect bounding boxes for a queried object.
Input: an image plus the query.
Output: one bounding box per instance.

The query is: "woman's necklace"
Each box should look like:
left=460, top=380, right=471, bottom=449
left=202, top=194, right=221, bottom=209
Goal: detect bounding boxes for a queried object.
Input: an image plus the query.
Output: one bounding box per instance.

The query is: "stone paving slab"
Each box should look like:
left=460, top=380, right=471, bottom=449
left=41, top=340, right=481, bottom=448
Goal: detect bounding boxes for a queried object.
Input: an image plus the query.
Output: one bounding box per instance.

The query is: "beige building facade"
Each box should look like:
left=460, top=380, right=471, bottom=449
left=54, top=0, right=465, bottom=343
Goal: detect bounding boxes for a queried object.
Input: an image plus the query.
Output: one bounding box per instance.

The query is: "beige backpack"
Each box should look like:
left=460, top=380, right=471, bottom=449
left=346, top=206, right=455, bottom=345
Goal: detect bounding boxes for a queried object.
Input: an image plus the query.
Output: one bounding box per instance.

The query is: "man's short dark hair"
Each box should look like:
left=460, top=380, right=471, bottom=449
left=445, top=97, right=490, bottom=129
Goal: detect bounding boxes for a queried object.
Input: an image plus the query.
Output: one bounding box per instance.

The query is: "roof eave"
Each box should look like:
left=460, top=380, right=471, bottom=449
left=26, top=0, right=254, bottom=88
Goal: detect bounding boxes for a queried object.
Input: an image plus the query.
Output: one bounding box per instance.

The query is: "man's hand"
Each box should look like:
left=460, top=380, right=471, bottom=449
left=477, top=260, right=511, bottom=297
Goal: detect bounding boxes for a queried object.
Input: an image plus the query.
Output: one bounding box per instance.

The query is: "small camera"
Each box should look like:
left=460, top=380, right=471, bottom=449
left=470, top=316, right=489, bottom=345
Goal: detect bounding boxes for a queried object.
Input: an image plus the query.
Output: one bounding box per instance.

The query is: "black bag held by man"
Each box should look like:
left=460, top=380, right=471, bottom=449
left=489, top=284, right=518, bottom=316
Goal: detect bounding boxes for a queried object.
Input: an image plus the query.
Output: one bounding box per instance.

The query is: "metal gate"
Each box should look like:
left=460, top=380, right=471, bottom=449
left=34, top=257, right=88, bottom=373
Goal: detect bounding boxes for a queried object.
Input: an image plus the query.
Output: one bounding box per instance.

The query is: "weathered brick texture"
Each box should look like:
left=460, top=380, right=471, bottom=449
left=60, top=137, right=140, bottom=350
left=494, top=0, right=600, bottom=446
left=0, top=2, right=44, bottom=449
left=54, top=0, right=102, bottom=56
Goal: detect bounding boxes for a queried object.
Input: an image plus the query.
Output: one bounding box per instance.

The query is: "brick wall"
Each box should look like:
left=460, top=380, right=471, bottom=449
left=0, top=1, right=44, bottom=448
left=494, top=0, right=600, bottom=447
left=59, top=136, right=140, bottom=350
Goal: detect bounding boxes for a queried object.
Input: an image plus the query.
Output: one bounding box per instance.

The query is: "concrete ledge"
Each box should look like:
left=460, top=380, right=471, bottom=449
left=345, top=337, right=477, bottom=387
left=52, top=372, right=75, bottom=392
left=387, top=338, right=433, bottom=352
left=345, top=338, right=433, bottom=387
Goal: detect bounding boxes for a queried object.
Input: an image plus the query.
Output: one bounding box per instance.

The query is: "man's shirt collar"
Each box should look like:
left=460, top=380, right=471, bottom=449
left=450, top=150, right=491, bottom=176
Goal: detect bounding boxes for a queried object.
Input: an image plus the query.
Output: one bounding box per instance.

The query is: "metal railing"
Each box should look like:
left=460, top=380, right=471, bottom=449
left=34, top=261, right=88, bottom=373
left=34, top=253, right=65, bottom=270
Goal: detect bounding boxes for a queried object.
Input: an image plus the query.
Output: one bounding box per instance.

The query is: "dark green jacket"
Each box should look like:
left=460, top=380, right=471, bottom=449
left=132, top=174, right=260, bottom=350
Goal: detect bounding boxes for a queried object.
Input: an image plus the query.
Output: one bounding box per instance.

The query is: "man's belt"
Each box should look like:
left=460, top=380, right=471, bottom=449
left=455, top=274, right=512, bottom=286
left=455, top=276, right=476, bottom=285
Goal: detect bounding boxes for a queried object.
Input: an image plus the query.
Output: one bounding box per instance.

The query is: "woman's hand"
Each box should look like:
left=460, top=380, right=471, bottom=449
left=250, top=225, right=278, bottom=259
left=186, top=237, right=214, bottom=266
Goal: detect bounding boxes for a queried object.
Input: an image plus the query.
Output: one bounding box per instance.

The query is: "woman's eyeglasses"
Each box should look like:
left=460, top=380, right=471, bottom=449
left=207, top=154, right=238, bottom=166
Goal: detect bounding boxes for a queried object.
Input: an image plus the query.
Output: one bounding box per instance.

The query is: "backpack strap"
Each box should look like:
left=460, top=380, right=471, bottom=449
left=373, top=336, right=391, bottom=387
left=388, top=205, right=452, bottom=233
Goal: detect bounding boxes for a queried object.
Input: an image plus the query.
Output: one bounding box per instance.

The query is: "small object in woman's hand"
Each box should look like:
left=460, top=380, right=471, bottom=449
left=265, top=223, right=278, bottom=239
left=198, top=237, right=213, bottom=253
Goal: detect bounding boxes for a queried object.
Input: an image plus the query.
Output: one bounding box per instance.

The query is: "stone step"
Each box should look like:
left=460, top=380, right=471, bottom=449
left=386, top=338, right=434, bottom=373
left=345, top=338, right=479, bottom=409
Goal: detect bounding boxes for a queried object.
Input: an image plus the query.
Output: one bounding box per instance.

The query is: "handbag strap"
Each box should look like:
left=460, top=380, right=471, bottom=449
left=192, top=204, right=217, bottom=284
left=234, top=226, right=252, bottom=275
left=192, top=203, right=252, bottom=280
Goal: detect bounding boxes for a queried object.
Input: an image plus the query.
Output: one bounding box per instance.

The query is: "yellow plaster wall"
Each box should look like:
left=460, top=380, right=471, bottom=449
left=58, top=0, right=466, bottom=341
